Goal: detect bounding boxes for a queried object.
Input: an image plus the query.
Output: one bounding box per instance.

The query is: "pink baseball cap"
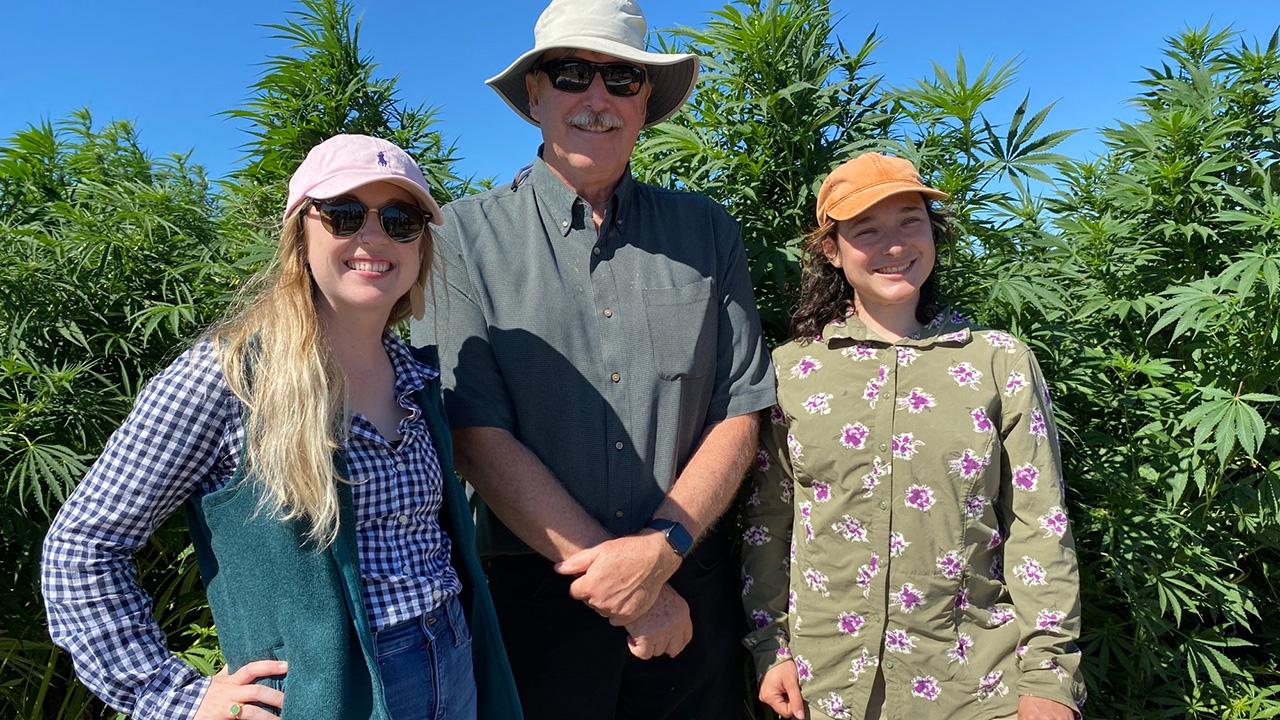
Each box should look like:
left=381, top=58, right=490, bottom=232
left=284, top=134, right=443, bottom=224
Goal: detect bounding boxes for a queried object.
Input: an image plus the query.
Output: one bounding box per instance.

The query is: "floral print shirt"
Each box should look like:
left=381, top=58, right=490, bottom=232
left=741, top=313, right=1085, bottom=719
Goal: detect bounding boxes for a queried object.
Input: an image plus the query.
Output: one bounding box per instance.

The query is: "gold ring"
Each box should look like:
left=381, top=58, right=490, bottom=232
left=229, top=702, right=242, bottom=719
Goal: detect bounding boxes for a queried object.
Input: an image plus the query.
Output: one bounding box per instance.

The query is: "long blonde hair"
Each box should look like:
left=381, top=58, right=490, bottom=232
left=211, top=203, right=432, bottom=546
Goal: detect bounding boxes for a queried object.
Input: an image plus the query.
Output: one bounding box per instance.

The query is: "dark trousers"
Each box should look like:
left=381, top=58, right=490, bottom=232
left=484, top=531, right=744, bottom=720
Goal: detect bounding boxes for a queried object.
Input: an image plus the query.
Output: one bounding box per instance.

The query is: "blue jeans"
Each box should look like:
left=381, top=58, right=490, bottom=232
left=376, top=595, right=477, bottom=720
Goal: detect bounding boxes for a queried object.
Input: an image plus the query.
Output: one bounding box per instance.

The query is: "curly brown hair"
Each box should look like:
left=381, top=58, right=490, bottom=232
left=788, top=203, right=954, bottom=342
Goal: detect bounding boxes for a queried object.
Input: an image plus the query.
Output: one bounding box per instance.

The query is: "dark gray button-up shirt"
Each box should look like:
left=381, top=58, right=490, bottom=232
left=412, top=155, right=776, bottom=555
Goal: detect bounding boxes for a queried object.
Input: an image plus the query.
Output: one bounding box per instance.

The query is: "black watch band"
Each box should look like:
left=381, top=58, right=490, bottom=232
left=647, top=519, right=693, bottom=558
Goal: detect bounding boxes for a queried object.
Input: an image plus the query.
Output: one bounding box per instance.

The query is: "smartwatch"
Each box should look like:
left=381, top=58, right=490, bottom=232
left=647, top=519, right=694, bottom=558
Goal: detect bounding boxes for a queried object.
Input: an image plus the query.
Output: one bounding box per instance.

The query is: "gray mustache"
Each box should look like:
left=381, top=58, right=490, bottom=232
left=568, top=109, right=623, bottom=132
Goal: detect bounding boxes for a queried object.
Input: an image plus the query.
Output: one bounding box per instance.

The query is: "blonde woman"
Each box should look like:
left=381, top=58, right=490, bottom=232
left=42, top=135, right=520, bottom=720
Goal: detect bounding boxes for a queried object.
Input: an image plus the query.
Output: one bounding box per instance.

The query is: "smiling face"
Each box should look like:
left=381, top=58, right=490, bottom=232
left=525, top=49, right=651, bottom=191
left=303, top=181, right=423, bottom=328
left=823, top=192, right=936, bottom=320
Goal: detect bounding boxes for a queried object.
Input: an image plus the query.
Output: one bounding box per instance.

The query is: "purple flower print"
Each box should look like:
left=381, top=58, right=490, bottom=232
left=905, top=484, right=936, bottom=511
left=741, top=571, right=753, bottom=596
left=936, top=550, right=966, bottom=580
left=790, top=355, right=822, bottom=379
left=963, top=494, right=989, bottom=519
left=849, top=649, right=878, bottom=681
left=889, top=531, right=911, bottom=557
left=927, top=311, right=946, bottom=329
left=842, top=342, right=877, bottom=361
left=1004, top=370, right=1028, bottom=397
left=950, top=310, right=970, bottom=325
left=892, top=582, right=927, bottom=613
left=1014, top=556, right=1048, bottom=586
left=947, top=632, right=974, bottom=664
left=818, top=693, right=852, bottom=720
left=789, top=540, right=797, bottom=565
left=787, top=590, right=797, bottom=613
left=1036, top=609, right=1067, bottom=632
left=799, top=501, right=815, bottom=542
left=803, top=567, right=831, bottom=596
left=803, top=392, right=833, bottom=414
left=770, top=405, right=786, bottom=425
left=832, top=514, right=869, bottom=542
left=984, top=331, right=1018, bottom=353
left=775, top=644, right=792, bottom=660
left=896, top=346, right=921, bottom=366
left=839, top=422, right=870, bottom=449
left=794, top=655, right=813, bottom=682
left=885, top=629, right=917, bottom=654
left=954, top=587, right=970, bottom=610
left=991, top=555, right=1005, bottom=582
left=970, top=407, right=994, bottom=433
left=1039, top=506, right=1070, bottom=537
left=948, top=362, right=983, bottom=389
left=897, top=386, right=937, bottom=414
left=751, top=609, right=770, bottom=628
left=813, top=481, right=832, bottom=502
left=988, top=606, right=1015, bottom=627
left=892, top=432, right=923, bottom=460
left=754, top=449, right=770, bottom=472
left=861, top=456, right=889, bottom=493
left=1015, top=644, right=1028, bottom=658
left=745, top=483, right=762, bottom=507
left=862, top=374, right=885, bottom=407
left=1030, top=408, right=1048, bottom=442
left=939, top=329, right=968, bottom=344
left=743, top=525, right=770, bottom=546
left=974, top=670, right=1009, bottom=703
left=911, top=675, right=941, bottom=701
left=987, top=530, right=1004, bottom=550
left=949, top=448, right=990, bottom=480
left=856, top=552, right=881, bottom=597
left=1042, top=658, right=1069, bottom=681
left=786, top=433, right=803, bottom=464
left=1013, top=463, right=1040, bottom=492
left=780, top=475, right=794, bottom=503
left=836, top=610, right=866, bottom=636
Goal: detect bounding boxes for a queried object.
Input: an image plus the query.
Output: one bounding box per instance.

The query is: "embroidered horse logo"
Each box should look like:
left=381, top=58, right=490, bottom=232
left=377, top=151, right=388, bottom=167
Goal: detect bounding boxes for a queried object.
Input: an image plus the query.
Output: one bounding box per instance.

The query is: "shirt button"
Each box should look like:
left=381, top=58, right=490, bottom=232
left=615, top=441, right=624, bottom=450
left=610, top=372, right=621, bottom=383
left=592, top=246, right=602, bottom=256
left=615, top=509, right=624, bottom=519
left=561, top=219, right=569, bottom=228
left=884, top=659, right=896, bottom=670
left=878, top=500, right=888, bottom=510
left=878, top=443, right=888, bottom=451
left=395, top=462, right=407, bottom=472
left=398, top=514, right=410, bottom=525
left=603, top=308, right=613, bottom=318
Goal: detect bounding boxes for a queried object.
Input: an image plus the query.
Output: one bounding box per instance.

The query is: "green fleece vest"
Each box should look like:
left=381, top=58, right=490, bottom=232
left=185, top=345, right=522, bottom=720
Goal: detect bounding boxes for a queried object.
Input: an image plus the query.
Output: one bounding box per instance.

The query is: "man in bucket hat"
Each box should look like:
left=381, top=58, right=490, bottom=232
left=412, top=0, right=775, bottom=717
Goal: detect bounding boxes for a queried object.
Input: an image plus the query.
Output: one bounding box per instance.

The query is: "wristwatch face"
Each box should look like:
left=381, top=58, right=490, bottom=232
left=654, top=520, right=693, bottom=556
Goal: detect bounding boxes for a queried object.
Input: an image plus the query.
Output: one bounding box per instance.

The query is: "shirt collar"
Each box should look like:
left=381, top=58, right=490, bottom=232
left=382, top=331, right=437, bottom=400
left=526, top=150, right=634, bottom=237
left=818, top=309, right=975, bottom=349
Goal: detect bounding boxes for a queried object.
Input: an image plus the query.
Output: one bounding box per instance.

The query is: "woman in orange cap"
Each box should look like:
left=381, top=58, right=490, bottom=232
left=740, top=153, right=1085, bottom=720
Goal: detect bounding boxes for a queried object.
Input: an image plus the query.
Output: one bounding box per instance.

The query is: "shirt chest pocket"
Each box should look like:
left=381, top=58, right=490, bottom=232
left=641, top=277, right=716, bottom=381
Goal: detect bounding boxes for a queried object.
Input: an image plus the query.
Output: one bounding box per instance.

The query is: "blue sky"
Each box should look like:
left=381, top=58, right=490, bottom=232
left=4, top=2, right=1277, bottom=184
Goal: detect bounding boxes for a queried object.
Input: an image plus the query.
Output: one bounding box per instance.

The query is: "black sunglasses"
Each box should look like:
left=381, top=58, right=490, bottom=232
left=308, top=196, right=429, bottom=243
left=537, top=58, right=647, bottom=97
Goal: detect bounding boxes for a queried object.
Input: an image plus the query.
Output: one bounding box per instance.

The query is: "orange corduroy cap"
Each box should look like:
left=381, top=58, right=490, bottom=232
left=816, top=152, right=947, bottom=224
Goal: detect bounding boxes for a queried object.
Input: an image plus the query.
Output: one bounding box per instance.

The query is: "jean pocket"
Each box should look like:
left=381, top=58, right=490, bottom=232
left=445, top=596, right=473, bottom=647
left=642, top=278, right=715, bottom=380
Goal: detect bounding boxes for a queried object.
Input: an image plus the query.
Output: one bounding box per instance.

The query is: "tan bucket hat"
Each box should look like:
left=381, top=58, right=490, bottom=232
left=485, top=0, right=700, bottom=128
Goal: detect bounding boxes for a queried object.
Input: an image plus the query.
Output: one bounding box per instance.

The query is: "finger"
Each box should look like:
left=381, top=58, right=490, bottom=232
left=783, top=673, right=805, bottom=719
left=627, top=634, right=654, bottom=660
left=553, top=547, right=595, bottom=575
left=238, top=704, right=282, bottom=720
left=229, top=660, right=288, bottom=685
left=239, top=683, right=285, bottom=710
left=759, top=686, right=791, bottom=718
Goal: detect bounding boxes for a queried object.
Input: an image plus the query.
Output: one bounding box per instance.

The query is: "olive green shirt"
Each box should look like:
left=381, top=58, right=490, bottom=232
left=742, top=313, right=1085, bottom=719
left=412, top=155, right=775, bottom=555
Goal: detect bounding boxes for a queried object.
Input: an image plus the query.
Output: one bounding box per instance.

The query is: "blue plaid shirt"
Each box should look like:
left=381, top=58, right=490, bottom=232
left=41, top=333, right=461, bottom=719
